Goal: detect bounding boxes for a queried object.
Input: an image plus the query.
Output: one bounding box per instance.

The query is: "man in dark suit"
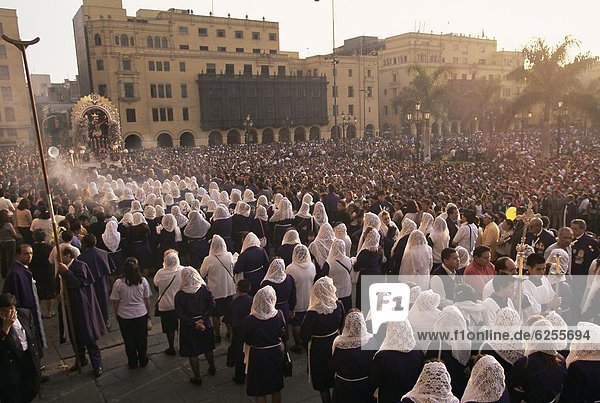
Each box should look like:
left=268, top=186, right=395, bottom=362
left=87, top=207, right=108, bottom=250
left=78, top=234, right=114, bottom=327
left=445, top=206, right=459, bottom=241
left=0, top=293, right=42, bottom=403
left=321, top=183, right=340, bottom=223
left=570, top=219, right=599, bottom=276
left=526, top=218, right=556, bottom=256
left=369, top=190, right=395, bottom=215
left=430, top=248, right=464, bottom=304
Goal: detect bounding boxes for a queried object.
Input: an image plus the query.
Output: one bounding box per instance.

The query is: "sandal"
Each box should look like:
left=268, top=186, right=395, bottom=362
left=189, top=377, right=203, bottom=386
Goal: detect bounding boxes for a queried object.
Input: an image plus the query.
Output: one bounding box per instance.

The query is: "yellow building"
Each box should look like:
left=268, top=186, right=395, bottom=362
left=73, top=0, right=377, bottom=148
left=0, top=8, right=33, bottom=146
left=378, top=32, right=523, bottom=135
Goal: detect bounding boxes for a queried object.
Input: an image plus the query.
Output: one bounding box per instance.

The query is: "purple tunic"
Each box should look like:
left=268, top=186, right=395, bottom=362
left=174, top=286, right=215, bottom=357
left=234, top=246, right=269, bottom=296
left=78, top=246, right=113, bottom=323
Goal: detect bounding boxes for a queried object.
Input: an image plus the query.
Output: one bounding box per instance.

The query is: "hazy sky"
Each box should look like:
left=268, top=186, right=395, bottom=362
left=3, top=0, right=599, bottom=81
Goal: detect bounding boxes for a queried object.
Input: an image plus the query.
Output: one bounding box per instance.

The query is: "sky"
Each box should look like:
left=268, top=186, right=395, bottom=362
left=3, top=0, right=600, bottom=81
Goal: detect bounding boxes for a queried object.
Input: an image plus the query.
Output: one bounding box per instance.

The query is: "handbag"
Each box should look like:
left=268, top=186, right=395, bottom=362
left=279, top=311, right=293, bottom=377
left=154, top=274, right=177, bottom=317
left=258, top=219, right=267, bottom=248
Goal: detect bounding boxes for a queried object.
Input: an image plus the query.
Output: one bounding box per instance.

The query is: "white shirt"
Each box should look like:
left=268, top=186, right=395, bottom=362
left=0, top=197, right=15, bottom=216
left=285, top=263, right=316, bottom=312
left=453, top=223, right=478, bottom=254
left=153, top=268, right=182, bottom=311
left=483, top=296, right=515, bottom=326
left=522, top=276, right=555, bottom=319
left=430, top=264, right=456, bottom=303
left=12, top=318, right=28, bottom=351
left=482, top=279, right=494, bottom=300
left=326, top=258, right=352, bottom=299
left=110, top=278, right=152, bottom=319
left=199, top=254, right=235, bottom=299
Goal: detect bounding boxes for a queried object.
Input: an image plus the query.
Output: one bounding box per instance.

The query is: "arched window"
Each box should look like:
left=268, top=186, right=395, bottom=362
left=154, top=36, right=161, bottom=48
left=115, top=35, right=120, bottom=45
left=120, top=34, right=129, bottom=46
left=146, top=36, right=153, bottom=47
left=161, top=37, right=168, bottom=49
left=130, top=36, right=135, bottom=46
left=94, top=34, right=102, bottom=46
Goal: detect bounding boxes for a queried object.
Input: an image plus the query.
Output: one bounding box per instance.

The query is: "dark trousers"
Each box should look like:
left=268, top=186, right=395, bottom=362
left=0, top=239, right=16, bottom=278
left=231, top=327, right=245, bottom=380
left=0, top=350, right=41, bottom=403
left=117, top=315, right=148, bottom=367
left=77, top=342, right=102, bottom=369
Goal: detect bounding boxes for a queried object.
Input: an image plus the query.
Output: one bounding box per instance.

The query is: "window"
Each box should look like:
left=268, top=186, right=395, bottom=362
left=165, top=84, right=172, bottom=98
left=161, top=37, right=168, bottom=48
left=150, top=84, right=157, bottom=98
left=278, top=66, right=286, bottom=76
left=115, top=35, right=120, bottom=45
left=383, top=89, right=387, bottom=95
left=178, top=26, right=188, bottom=35
left=462, top=73, right=468, bottom=80
left=233, top=48, right=243, bottom=54
left=235, top=31, right=243, bottom=39
left=367, top=69, right=372, bottom=78
left=182, top=107, right=189, bottom=121
left=478, top=59, right=486, bottom=65
left=206, top=63, right=216, bottom=74
left=348, top=69, right=353, bottom=77
left=122, top=59, right=131, bottom=71
left=198, top=28, right=208, bottom=36
left=367, top=86, right=372, bottom=97
left=199, top=46, right=209, bottom=51
left=93, top=34, right=102, bottom=46
left=164, top=61, right=170, bottom=71
left=0, top=45, right=6, bottom=59
left=130, top=37, right=134, bottom=46
left=269, top=49, right=277, bottom=54
left=252, top=32, right=260, bottom=40
left=252, top=48, right=260, bottom=54
left=392, top=73, right=396, bottom=82
left=7, top=128, right=16, bottom=137
left=297, top=70, right=303, bottom=77
left=167, top=108, right=174, bottom=121
left=348, top=105, right=354, bottom=115
left=158, top=84, right=165, bottom=98
left=181, top=84, right=188, bottom=98
left=126, top=109, right=136, bottom=122
left=348, top=86, right=354, bottom=97
left=156, top=61, right=163, bottom=71
left=152, top=108, right=159, bottom=121
left=148, top=61, right=155, bottom=71
left=159, top=108, right=166, bottom=121
left=179, top=62, right=186, bottom=72
left=4, top=107, right=15, bottom=122
left=96, top=59, right=104, bottom=70
left=243, top=64, right=252, bottom=75
left=217, top=29, right=226, bottom=38
left=124, top=83, right=134, bottom=98
left=147, top=36, right=153, bottom=47
left=121, top=34, right=129, bottom=46
left=98, top=84, right=107, bottom=96
left=1, top=87, right=11, bottom=101
left=225, top=64, right=234, bottom=76
left=217, top=46, right=226, bottom=52
left=269, top=33, right=277, bottom=41
left=261, top=65, right=269, bottom=76
left=179, top=45, right=189, bottom=50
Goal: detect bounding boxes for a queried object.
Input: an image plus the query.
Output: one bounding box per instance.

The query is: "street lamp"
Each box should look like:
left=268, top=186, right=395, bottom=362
left=243, top=113, right=253, bottom=152
left=406, top=101, right=429, bottom=161
left=554, top=100, right=568, bottom=157
left=341, top=112, right=357, bottom=142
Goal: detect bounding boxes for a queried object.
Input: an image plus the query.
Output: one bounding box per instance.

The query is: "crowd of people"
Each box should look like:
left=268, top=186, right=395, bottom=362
left=0, top=129, right=599, bottom=402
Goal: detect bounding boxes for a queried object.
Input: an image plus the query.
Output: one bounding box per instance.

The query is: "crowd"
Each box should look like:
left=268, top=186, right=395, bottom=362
left=0, top=129, right=599, bottom=402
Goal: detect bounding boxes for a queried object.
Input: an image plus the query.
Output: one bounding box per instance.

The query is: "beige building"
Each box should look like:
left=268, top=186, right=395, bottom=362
left=73, top=0, right=377, bottom=148
left=0, top=8, right=33, bottom=146
left=378, top=32, right=523, bottom=135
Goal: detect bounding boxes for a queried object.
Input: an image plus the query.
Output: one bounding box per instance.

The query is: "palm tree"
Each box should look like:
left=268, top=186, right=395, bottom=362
left=507, top=36, right=596, bottom=158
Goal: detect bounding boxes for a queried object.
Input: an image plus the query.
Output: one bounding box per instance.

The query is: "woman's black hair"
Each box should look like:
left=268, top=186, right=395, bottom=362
left=122, top=257, right=143, bottom=286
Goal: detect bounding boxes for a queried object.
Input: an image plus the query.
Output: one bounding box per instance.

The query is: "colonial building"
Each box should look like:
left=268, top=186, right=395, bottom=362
left=73, top=0, right=378, bottom=148
left=0, top=8, right=33, bottom=146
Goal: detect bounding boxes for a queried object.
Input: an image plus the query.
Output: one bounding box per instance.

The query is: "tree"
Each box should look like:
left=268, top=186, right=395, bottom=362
left=507, top=36, right=596, bottom=158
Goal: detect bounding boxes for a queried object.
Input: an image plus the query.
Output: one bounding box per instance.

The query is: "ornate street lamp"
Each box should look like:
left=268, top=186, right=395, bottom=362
left=243, top=114, right=253, bottom=152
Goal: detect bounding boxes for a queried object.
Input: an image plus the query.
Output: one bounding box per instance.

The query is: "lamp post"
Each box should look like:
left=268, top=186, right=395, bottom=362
left=554, top=100, right=567, bottom=157
left=341, top=112, right=357, bottom=142
left=406, top=101, right=429, bottom=161
left=243, top=113, right=253, bottom=152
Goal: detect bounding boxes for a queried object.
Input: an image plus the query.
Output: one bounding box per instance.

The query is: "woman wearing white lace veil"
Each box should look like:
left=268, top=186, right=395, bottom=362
left=270, top=197, right=294, bottom=251
left=174, top=266, right=216, bottom=385
left=430, top=216, right=451, bottom=266
left=130, top=200, right=143, bottom=214
left=229, top=189, right=242, bottom=210
left=184, top=210, right=211, bottom=269
left=260, top=258, right=296, bottom=328
left=509, top=318, right=567, bottom=403
left=333, top=223, right=352, bottom=258
left=330, top=310, right=376, bottom=403
left=321, top=239, right=353, bottom=312
left=312, top=201, right=329, bottom=230
left=562, top=321, right=600, bottom=402
left=308, top=223, right=336, bottom=271
left=102, top=219, right=125, bottom=272
left=277, top=229, right=300, bottom=267
left=461, top=355, right=507, bottom=403
left=252, top=205, right=269, bottom=249
left=199, top=234, right=234, bottom=343
left=354, top=227, right=383, bottom=310
left=455, top=246, right=471, bottom=270
left=209, top=205, right=233, bottom=252
left=153, top=250, right=184, bottom=355
left=157, top=214, right=181, bottom=259
left=232, top=201, right=254, bottom=253
left=418, top=212, right=434, bottom=236
left=243, top=189, right=256, bottom=206
left=400, top=230, right=433, bottom=290
left=199, top=194, right=211, bottom=209
left=357, top=212, right=381, bottom=252
left=243, top=285, right=286, bottom=402
left=293, top=201, right=314, bottom=244
left=370, top=321, right=424, bottom=403
left=402, top=361, right=459, bottom=403
left=408, top=290, right=441, bottom=352
left=234, top=232, right=269, bottom=297
left=218, top=190, right=230, bottom=206
left=256, top=194, right=270, bottom=213
left=286, top=244, right=317, bottom=353
left=170, top=205, right=189, bottom=229
left=300, top=277, right=345, bottom=401
left=479, top=307, right=523, bottom=374
left=391, top=218, right=417, bottom=275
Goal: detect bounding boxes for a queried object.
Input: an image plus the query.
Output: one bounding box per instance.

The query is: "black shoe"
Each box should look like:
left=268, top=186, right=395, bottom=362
left=93, top=367, right=103, bottom=378
left=139, top=358, right=149, bottom=368
left=69, top=360, right=88, bottom=372
left=40, top=375, right=50, bottom=383
left=232, top=377, right=245, bottom=385
left=164, top=347, right=177, bottom=356
left=189, top=377, right=202, bottom=386
left=208, top=366, right=216, bottom=376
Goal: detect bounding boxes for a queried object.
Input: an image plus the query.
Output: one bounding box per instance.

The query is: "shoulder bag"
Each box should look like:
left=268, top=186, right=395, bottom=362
left=154, top=274, right=177, bottom=317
